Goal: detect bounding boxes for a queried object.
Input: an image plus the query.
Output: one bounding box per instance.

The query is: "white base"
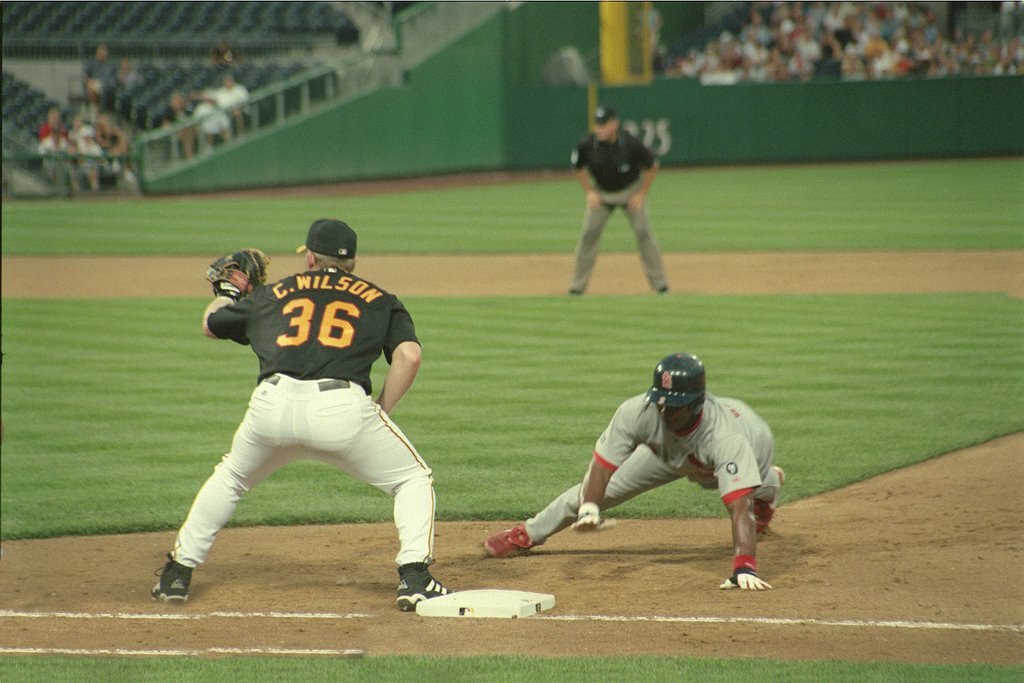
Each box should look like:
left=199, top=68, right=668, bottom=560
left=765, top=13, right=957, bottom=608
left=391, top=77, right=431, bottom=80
left=415, top=589, right=556, bottom=618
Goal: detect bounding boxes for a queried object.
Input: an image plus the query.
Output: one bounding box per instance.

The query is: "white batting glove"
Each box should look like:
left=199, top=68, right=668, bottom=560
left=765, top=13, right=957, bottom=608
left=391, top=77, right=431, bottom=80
left=720, top=570, right=773, bottom=590
left=573, top=502, right=602, bottom=531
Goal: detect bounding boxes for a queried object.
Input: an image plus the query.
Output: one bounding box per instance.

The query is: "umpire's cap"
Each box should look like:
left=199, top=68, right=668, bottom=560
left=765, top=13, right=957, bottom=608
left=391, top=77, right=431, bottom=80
left=646, top=353, right=706, bottom=408
left=297, top=219, right=357, bottom=258
left=594, top=105, right=618, bottom=124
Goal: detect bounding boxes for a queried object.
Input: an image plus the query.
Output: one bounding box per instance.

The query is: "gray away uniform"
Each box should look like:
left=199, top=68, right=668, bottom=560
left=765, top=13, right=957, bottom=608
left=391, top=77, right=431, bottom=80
left=524, top=393, right=781, bottom=543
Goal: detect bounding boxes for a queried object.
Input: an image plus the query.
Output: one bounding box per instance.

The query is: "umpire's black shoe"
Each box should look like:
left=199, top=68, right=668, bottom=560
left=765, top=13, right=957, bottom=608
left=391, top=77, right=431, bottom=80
left=151, top=553, right=192, bottom=603
left=396, top=562, right=450, bottom=612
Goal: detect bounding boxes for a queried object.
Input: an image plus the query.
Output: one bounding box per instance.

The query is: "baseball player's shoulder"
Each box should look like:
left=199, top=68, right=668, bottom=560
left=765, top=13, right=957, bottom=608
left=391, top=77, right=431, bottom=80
left=347, top=270, right=394, bottom=294
left=614, top=394, right=655, bottom=423
left=621, top=129, right=652, bottom=154
left=344, top=273, right=402, bottom=306
left=700, top=393, right=728, bottom=421
left=707, top=395, right=751, bottom=418
left=264, top=270, right=299, bottom=289
left=619, top=393, right=649, bottom=411
left=701, top=397, right=751, bottom=442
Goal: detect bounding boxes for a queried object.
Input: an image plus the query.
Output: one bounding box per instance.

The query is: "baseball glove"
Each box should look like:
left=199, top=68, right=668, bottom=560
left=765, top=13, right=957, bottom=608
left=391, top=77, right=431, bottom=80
left=206, top=248, right=270, bottom=301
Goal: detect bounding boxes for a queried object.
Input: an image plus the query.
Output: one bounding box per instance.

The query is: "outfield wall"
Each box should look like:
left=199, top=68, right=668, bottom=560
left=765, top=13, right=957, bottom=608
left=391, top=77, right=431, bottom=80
left=141, top=6, right=1023, bottom=194
left=504, top=75, right=1024, bottom=170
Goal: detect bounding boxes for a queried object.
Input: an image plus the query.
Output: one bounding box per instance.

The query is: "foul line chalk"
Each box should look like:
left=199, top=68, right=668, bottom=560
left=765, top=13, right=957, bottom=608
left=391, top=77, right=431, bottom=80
left=538, top=614, right=1024, bottom=633
left=0, top=610, right=370, bottom=621
left=2, top=609, right=1020, bottom=633
left=0, top=646, right=365, bottom=657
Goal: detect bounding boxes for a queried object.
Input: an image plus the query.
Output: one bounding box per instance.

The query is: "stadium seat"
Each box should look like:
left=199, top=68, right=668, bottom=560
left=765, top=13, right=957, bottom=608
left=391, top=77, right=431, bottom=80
left=4, top=0, right=357, bottom=41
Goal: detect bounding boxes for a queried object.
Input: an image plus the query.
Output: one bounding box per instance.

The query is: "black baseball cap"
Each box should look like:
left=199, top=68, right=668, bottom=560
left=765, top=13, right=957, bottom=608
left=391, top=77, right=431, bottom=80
left=297, top=218, right=357, bottom=257
left=594, top=105, right=618, bottom=123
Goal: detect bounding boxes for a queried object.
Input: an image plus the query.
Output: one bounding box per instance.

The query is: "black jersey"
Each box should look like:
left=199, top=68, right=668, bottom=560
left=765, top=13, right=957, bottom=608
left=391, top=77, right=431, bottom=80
left=207, top=267, right=418, bottom=394
left=571, top=129, right=655, bottom=192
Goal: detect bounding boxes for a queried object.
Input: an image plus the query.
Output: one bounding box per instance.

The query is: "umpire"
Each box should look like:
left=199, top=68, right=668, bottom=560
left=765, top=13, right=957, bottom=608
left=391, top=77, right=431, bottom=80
left=569, top=104, right=668, bottom=295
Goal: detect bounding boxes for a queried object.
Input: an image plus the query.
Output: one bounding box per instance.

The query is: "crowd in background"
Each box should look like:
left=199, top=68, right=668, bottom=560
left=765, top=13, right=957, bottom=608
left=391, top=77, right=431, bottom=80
left=660, top=1, right=1024, bottom=84
left=35, top=39, right=251, bottom=192
left=27, top=2, right=1024, bottom=194
left=36, top=43, right=139, bottom=192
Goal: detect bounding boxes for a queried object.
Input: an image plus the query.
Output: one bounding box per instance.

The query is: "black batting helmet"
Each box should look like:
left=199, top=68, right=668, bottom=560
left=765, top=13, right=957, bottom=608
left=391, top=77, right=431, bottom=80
left=645, top=353, right=706, bottom=407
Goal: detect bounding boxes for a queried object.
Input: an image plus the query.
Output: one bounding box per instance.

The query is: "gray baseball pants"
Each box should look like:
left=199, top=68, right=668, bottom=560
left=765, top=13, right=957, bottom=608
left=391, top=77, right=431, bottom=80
left=569, top=181, right=668, bottom=293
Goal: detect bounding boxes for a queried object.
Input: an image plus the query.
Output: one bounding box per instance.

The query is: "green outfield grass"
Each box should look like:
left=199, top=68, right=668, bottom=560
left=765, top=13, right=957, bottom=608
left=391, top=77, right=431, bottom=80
left=2, top=159, right=1022, bottom=680
left=1, top=293, right=1021, bottom=538
left=1, top=655, right=1021, bottom=683
left=2, top=158, right=1022, bottom=255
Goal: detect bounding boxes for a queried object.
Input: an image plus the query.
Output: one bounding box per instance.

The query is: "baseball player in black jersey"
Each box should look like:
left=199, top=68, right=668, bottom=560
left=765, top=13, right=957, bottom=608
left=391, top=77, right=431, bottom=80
left=152, top=219, right=450, bottom=612
left=569, top=104, right=669, bottom=295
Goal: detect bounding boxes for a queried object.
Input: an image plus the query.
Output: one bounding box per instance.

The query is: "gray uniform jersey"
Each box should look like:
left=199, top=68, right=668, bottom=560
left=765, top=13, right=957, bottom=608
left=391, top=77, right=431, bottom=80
left=595, top=393, right=774, bottom=500
left=524, top=393, right=778, bottom=543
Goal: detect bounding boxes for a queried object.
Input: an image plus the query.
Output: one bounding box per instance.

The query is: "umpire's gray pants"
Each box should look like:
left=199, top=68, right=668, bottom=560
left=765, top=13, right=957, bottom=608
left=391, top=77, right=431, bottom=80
left=569, top=181, right=668, bottom=293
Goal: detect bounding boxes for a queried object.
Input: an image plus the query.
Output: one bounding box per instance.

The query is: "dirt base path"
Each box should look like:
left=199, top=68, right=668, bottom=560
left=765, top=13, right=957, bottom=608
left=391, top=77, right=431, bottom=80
left=3, top=250, right=1023, bottom=298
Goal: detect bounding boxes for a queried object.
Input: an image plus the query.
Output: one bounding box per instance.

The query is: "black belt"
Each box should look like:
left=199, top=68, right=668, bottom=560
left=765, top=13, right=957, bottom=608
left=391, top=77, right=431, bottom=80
left=264, top=375, right=350, bottom=391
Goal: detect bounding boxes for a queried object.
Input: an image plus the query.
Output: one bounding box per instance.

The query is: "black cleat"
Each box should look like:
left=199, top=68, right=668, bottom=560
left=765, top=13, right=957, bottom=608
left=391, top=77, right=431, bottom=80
left=151, top=553, right=192, bottom=603
left=396, top=562, right=450, bottom=612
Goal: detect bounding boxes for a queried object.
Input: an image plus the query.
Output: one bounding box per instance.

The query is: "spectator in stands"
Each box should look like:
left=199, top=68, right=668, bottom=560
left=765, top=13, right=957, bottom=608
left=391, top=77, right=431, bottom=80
left=832, top=8, right=859, bottom=52
left=75, top=125, right=106, bottom=192
left=68, top=114, right=89, bottom=149
left=926, top=34, right=958, bottom=77
left=741, top=36, right=771, bottom=82
left=163, top=91, right=196, bottom=160
left=83, top=44, right=118, bottom=114
left=38, top=107, right=69, bottom=148
left=742, top=6, right=772, bottom=49
left=663, top=1, right=1022, bottom=86
left=117, top=58, right=143, bottom=92
left=191, top=73, right=250, bottom=149
left=861, top=22, right=890, bottom=64
left=1000, top=1, right=1023, bottom=40
left=210, top=40, right=243, bottom=67
left=766, top=46, right=795, bottom=82
left=666, top=47, right=703, bottom=78
left=793, top=21, right=822, bottom=78
left=813, top=40, right=843, bottom=79
left=94, top=114, right=130, bottom=157
left=37, top=108, right=75, bottom=191
left=840, top=44, right=868, bottom=80
left=822, top=2, right=852, bottom=39
left=992, top=36, right=1022, bottom=75
left=217, top=74, right=250, bottom=137
left=94, top=114, right=131, bottom=173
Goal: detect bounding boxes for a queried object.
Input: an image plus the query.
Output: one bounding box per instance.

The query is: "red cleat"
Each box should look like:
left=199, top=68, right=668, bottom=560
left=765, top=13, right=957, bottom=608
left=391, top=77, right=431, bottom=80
left=484, top=523, right=535, bottom=557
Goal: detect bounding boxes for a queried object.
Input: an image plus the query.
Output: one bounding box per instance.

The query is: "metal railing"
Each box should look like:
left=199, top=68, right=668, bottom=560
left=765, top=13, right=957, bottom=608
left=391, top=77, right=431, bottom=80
left=3, top=148, right=134, bottom=197
left=130, top=2, right=507, bottom=186
left=132, top=53, right=402, bottom=181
